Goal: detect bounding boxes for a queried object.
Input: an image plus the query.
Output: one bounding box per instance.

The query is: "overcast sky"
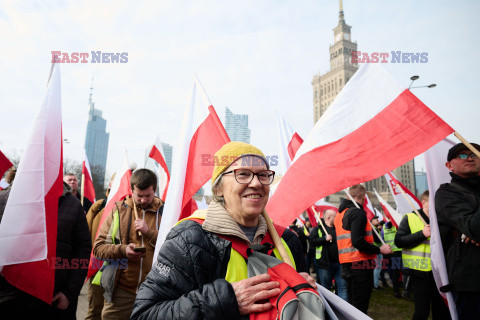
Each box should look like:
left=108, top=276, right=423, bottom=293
left=1, top=0, right=479, bottom=180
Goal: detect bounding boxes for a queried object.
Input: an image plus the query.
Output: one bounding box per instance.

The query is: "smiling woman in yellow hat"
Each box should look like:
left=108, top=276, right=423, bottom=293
left=131, top=141, right=315, bottom=320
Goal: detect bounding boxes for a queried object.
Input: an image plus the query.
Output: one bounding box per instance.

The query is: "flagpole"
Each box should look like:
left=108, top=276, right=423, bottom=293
left=373, top=188, right=390, bottom=223
left=311, top=206, right=332, bottom=242
left=131, top=197, right=143, bottom=237
left=344, top=189, right=386, bottom=245
left=454, top=132, right=480, bottom=158
left=261, top=211, right=294, bottom=268
left=394, top=182, right=428, bottom=226
left=81, top=173, right=85, bottom=206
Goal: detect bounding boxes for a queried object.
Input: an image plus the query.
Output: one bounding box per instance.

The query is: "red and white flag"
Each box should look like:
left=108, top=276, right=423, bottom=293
left=384, top=171, right=422, bottom=214
left=425, top=137, right=458, bottom=320
left=267, top=63, right=453, bottom=226
left=0, top=149, right=13, bottom=179
left=82, top=150, right=96, bottom=204
left=0, top=64, right=63, bottom=303
left=363, top=193, right=375, bottom=221
left=373, top=189, right=402, bottom=228
left=86, top=151, right=133, bottom=280
left=277, top=113, right=304, bottom=175
left=154, top=75, right=230, bottom=261
left=149, top=137, right=170, bottom=202
left=314, top=198, right=338, bottom=215
left=277, top=113, right=323, bottom=226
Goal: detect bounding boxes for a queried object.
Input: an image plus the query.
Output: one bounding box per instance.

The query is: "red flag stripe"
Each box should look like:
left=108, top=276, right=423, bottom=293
left=287, top=132, right=304, bottom=160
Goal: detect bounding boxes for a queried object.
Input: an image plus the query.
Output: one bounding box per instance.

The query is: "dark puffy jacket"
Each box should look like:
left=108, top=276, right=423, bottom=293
left=131, top=220, right=307, bottom=320
left=435, top=173, right=480, bottom=293
left=394, top=209, right=430, bottom=279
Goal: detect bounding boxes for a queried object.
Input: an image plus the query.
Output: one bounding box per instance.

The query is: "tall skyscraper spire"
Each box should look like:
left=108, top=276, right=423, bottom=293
left=88, top=74, right=95, bottom=109
left=339, top=0, right=345, bottom=21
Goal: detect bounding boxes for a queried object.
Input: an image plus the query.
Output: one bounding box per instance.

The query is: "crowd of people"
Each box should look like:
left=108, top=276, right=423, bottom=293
left=0, top=141, right=479, bottom=320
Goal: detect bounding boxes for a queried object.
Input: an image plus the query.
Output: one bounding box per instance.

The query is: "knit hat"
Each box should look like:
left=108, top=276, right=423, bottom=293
left=211, top=141, right=268, bottom=185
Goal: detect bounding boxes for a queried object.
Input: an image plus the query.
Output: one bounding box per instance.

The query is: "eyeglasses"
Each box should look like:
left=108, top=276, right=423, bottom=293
left=457, top=153, right=478, bottom=160
left=222, top=169, right=275, bottom=185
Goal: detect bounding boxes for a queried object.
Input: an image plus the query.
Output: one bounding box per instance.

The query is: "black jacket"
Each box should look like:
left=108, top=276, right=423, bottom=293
left=131, top=220, right=307, bottom=320
left=0, top=184, right=91, bottom=315
left=435, top=173, right=480, bottom=293
left=308, top=220, right=339, bottom=269
left=338, top=199, right=380, bottom=256
left=394, top=209, right=430, bottom=279
left=288, top=224, right=308, bottom=255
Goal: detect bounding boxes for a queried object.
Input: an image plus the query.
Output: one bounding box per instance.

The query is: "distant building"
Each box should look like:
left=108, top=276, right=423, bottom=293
left=312, top=0, right=358, bottom=123
left=85, top=80, right=109, bottom=189
left=161, top=142, right=173, bottom=172
left=311, top=1, right=415, bottom=206
left=415, top=171, right=428, bottom=196
left=225, top=107, right=250, bottom=143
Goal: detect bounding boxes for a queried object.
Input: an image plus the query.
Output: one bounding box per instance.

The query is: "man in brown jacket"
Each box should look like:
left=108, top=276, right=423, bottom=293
left=93, top=169, right=163, bottom=320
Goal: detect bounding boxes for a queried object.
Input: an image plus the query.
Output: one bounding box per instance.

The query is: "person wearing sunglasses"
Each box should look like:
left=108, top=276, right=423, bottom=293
left=435, top=142, right=480, bottom=320
left=131, top=142, right=314, bottom=319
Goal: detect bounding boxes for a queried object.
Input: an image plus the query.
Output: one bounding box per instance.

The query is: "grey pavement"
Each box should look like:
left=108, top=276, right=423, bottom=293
left=76, top=283, right=88, bottom=319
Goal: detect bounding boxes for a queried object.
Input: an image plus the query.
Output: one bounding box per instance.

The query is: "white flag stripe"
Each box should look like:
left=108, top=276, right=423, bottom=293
left=154, top=82, right=197, bottom=262
left=425, top=138, right=458, bottom=320
left=276, top=112, right=296, bottom=175
left=294, top=64, right=404, bottom=162
left=0, top=64, right=62, bottom=266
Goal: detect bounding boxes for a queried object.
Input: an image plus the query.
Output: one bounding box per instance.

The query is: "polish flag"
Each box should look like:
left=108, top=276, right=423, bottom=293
left=277, top=113, right=304, bottom=175
left=82, top=151, right=96, bottom=204
left=373, top=189, right=402, bottom=228
left=425, top=137, right=458, bottom=320
left=306, top=207, right=318, bottom=227
left=384, top=171, right=422, bottom=214
left=363, top=193, right=376, bottom=221
left=314, top=198, right=338, bottom=214
left=86, top=151, right=132, bottom=280
left=149, top=137, right=170, bottom=201
left=0, top=64, right=63, bottom=303
left=267, top=63, right=454, bottom=227
left=154, top=75, right=230, bottom=261
left=0, top=149, right=13, bottom=179
left=277, top=113, right=323, bottom=227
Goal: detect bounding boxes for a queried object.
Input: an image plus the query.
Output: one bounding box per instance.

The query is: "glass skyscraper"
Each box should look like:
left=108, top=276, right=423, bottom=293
left=225, top=107, right=250, bottom=143
left=85, top=85, right=109, bottom=186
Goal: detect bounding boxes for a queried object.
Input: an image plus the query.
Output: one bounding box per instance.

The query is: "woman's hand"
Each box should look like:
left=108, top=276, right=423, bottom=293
left=231, top=274, right=280, bottom=315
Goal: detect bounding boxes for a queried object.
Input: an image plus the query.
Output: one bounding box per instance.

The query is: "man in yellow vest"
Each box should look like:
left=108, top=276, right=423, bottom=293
left=395, top=191, right=450, bottom=320
left=335, top=184, right=392, bottom=314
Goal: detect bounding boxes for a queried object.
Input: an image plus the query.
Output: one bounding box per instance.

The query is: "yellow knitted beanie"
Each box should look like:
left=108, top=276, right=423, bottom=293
left=211, top=141, right=268, bottom=185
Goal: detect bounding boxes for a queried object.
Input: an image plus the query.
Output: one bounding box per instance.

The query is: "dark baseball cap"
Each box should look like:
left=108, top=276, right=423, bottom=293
left=447, top=143, right=480, bottom=161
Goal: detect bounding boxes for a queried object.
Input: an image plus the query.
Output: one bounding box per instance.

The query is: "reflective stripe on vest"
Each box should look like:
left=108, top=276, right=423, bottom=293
left=334, top=208, right=377, bottom=263
left=402, top=213, right=431, bottom=272
left=384, top=226, right=401, bottom=252
left=92, top=210, right=120, bottom=285
left=315, top=228, right=323, bottom=260
left=225, top=237, right=295, bottom=283
left=178, top=210, right=296, bottom=283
